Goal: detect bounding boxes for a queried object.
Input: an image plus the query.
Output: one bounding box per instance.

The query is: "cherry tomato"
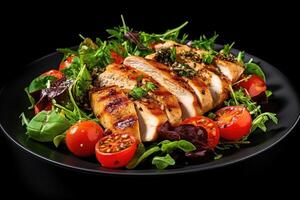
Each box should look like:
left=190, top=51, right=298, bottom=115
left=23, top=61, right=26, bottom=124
left=59, top=55, right=75, bottom=70
left=215, top=106, right=252, bottom=140
left=237, top=75, right=267, bottom=97
left=181, top=116, right=220, bottom=148
left=111, top=51, right=124, bottom=64
left=66, top=121, right=104, bottom=157
left=42, top=69, right=64, bottom=79
left=95, top=133, right=137, bottom=168
left=34, top=101, right=52, bottom=115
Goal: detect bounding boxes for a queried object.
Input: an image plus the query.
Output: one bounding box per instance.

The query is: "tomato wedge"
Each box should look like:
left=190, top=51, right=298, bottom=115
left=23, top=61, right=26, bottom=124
left=237, top=75, right=267, bottom=97
left=215, top=106, right=252, bottom=140
left=95, top=133, right=137, bottom=168
left=66, top=121, right=104, bottom=157
left=111, top=51, right=124, bottom=64
left=181, top=116, right=220, bottom=148
left=59, top=55, right=75, bottom=70
left=42, top=69, right=64, bottom=79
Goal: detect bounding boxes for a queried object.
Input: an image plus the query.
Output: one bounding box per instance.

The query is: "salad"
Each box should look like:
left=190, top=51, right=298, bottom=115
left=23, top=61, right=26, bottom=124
left=20, top=16, right=278, bottom=169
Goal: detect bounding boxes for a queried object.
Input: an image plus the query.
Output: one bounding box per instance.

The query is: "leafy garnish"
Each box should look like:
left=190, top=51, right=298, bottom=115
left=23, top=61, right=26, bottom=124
left=220, top=42, right=235, bottom=57
left=265, top=90, right=272, bottom=97
left=129, top=81, right=157, bottom=100
left=152, top=154, right=175, bottom=169
left=22, top=110, right=71, bottom=142
left=127, top=139, right=195, bottom=169
left=202, top=50, right=217, bottom=64
left=237, top=51, right=245, bottom=63
left=192, top=33, right=218, bottom=51
left=53, top=133, right=66, bottom=148
left=28, top=76, right=57, bottom=93
left=251, top=112, right=278, bottom=133
left=244, top=61, right=266, bottom=81
left=24, top=87, right=35, bottom=109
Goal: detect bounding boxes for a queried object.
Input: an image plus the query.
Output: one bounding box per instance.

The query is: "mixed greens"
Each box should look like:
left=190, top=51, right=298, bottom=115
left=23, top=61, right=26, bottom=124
left=20, top=15, right=278, bottom=169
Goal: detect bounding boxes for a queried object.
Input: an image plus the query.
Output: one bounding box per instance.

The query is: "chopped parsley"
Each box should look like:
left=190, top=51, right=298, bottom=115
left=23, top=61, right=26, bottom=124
left=129, top=81, right=157, bottom=100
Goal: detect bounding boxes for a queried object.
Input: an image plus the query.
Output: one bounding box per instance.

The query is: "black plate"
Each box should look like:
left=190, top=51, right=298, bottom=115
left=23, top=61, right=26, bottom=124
left=1, top=48, right=299, bottom=176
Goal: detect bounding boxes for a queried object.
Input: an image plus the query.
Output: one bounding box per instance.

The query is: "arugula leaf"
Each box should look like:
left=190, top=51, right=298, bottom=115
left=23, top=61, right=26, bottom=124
left=25, top=110, right=71, bottom=142
left=202, top=50, right=217, bottom=64
left=192, top=33, right=218, bottom=50
left=244, top=62, right=266, bottom=81
left=265, top=90, right=272, bottom=97
left=61, top=56, right=81, bottom=79
left=78, top=38, right=112, bottom=69
left=72, top=64, right=92, bottom=105
left=251, top=112, right=278, bottom=132
left=28, top=76, right=57, bottom=93
left=20, top=112, right=29, bottom=126
left=53, top=133, right=66, bottom=148
left=225, top=87, right=261, bottom=116
left=152, top=154, right=175, bottom=169
left=24, top=87, right=35, bottom=109
left=140, top=21, right=189, bottom=44
left=237, top=51, right=245, bottom=63
left=220, top=42, right=235, bottom=57
left=57, top=48, right=78, bottom=59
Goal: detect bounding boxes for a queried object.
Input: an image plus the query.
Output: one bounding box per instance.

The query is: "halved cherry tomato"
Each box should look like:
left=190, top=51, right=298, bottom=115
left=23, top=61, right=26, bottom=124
left=95, top=133, right=137, bottom=168
left=215, top=106, right=252, bottom=140
left=237, top=75, right=267, bottom=97
left=181, top=116, right=220, bottom=148
left=42, top=69, right=64, bottom=79
left=110, top=51, right=124, bottom=64
left=34, top=101, right=52, bottom=115
left=59, top=55, right=75, bottom=70
left=66, top=121, right=104, bottom=157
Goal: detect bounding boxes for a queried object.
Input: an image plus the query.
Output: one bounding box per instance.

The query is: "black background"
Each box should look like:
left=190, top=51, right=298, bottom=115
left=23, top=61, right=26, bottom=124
left=1, top=1, right=299, bottom=199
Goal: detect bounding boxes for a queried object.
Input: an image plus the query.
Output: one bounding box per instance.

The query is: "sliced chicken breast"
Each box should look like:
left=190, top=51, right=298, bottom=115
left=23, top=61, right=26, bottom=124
left=184, top=77, right=214, bottom=113
left=146, top=54, right=214, bottom=114
left=134, top=99, right=168, bottom=141
left=214, top=58, right=244, bottom=82
left=154, top=41, right=244, bottom=83
left=90, top=86, right=141, bottom=142
left=98, top=63, right=182, bottom=125
left=124, top=56, right=201, bottom=118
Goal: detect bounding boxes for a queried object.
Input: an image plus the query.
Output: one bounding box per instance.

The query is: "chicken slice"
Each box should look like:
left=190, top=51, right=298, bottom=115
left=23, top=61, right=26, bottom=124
left=124, top=56, right=202, bottom=118
left=98, top=63, right=182, bottom=125
left=90, top=86, right=141, bottom=142
left=134, top=99, right=168, bottom=141
left=154, top=41, right=244, bottom=83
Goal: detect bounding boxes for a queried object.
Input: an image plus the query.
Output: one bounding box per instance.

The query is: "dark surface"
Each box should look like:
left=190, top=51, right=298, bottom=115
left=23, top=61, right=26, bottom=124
left=1, top=1, right=299, bottom=198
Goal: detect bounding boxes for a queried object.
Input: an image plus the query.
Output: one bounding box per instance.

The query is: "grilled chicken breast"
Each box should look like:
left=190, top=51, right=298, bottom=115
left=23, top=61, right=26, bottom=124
left=134, top=99, right=168, bottom=141
left=90, top=86, right=141, bottom=142
left=153, top=41, right=244, bottom=83
left=124, top=56, right=202, bottom=118
left=98, top=63, right=182, bottom=125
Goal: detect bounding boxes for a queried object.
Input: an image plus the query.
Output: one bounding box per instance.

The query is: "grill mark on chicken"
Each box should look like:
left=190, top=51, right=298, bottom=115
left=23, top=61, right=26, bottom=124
left=114, top=116, right=138, bottom=130
left=99, top=63, right=182, bottom=125
left=104, top=97, right=130, bottom=113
